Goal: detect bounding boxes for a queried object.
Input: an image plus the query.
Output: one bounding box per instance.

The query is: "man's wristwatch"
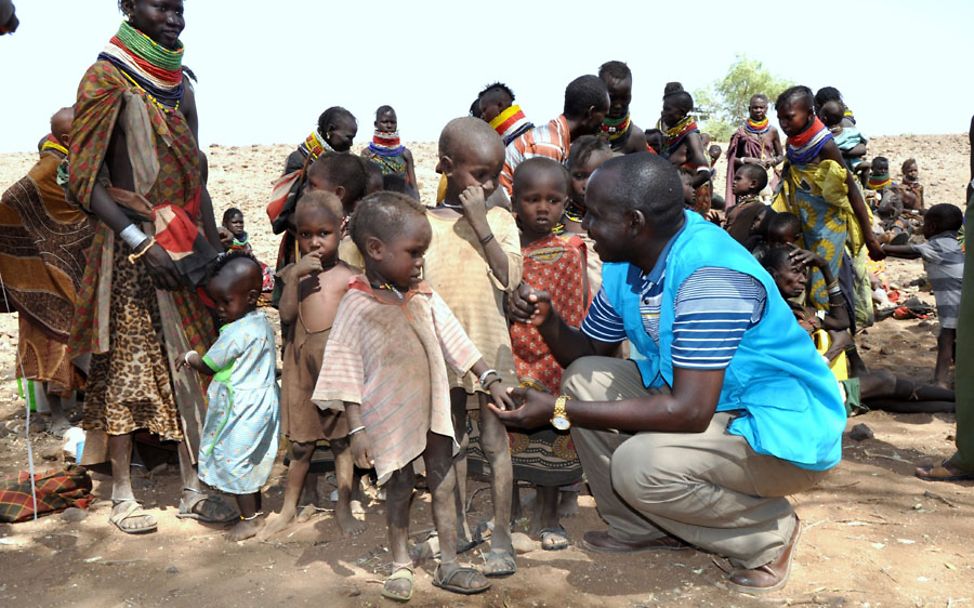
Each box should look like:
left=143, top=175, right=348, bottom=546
left=550, top=395, right=571, bottom=431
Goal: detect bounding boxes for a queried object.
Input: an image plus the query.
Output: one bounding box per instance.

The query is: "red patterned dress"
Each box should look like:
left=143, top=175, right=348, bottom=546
left=508, top=233, right=590, bottom=486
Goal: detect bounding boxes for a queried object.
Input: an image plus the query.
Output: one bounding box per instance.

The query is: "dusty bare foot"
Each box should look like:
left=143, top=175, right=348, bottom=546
left=295, top=504, right=317, bottom=523
left=558, top=490, right=579, bottom=518
left=227, top=517, right=262, bottom=542
left=335, top=501, right=366, bottom=537
left=257, top=507, right=296, bottom=540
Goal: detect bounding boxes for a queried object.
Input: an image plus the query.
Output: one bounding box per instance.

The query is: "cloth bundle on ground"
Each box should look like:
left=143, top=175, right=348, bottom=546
left=0, top=465, right=93, bottom=523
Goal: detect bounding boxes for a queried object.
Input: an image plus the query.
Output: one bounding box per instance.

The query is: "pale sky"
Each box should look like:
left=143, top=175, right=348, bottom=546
left=1, top=0, right=972, bottom=153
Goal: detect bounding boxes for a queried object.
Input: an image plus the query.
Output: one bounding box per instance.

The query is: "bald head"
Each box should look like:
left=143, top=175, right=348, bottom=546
left=51, top=107, right=74, bottom=146
left=589, top=153, right=685, bottom=236
left=438, top=116, right=504, bottom=162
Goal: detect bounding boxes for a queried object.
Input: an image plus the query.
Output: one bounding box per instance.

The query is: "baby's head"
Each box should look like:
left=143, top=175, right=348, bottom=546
left=902, top=158, right=919, bottom=183
left=295, top=191, right=344, bottom=262
left=50, top=107, right=74, bottom=147
left=762, top=245, right=807, bottom=299
left=922, top=203, right=963, bottom=239
left=477, top=82, right=516, bottom=123
left=818, top=100, right=845, bottom=129
left=207, top=252, right=263, bottom=324
left=732, top=163, right=768, bottom=197
left=350, top=192, right=431, bottom=292
left=221, top=207, right=245, bottom=238
left=307, top=152, right=369, bottom=214
left=436, top=116, right=505, bottom=201
left=513, top=157, right=571, bottom=238
left=767, top=211, right=802, bottom=246
left=566, top=134, right=613, bottom=209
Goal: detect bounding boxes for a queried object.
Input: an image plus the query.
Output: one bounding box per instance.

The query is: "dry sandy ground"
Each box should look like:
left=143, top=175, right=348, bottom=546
left=0, top=135, right=971, bottom=608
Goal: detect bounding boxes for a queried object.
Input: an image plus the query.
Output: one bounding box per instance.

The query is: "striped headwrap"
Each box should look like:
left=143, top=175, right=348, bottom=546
left=489, top=105, right=534, bottom=146
left=97, top=21, right=184, bottom=109
left=786, top=117, right=833, bottom=165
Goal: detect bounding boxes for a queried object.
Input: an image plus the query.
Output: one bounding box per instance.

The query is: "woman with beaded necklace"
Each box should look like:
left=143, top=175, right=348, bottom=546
left=67, top=0, right=232, bottom=534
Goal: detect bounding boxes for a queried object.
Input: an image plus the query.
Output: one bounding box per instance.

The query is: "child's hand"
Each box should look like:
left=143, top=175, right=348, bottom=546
left=175, top=350, right=195, bottom=372
left=294, top=250, right=323, bottom=277
left=458, top=185, right=489, bottom=227
left=218, top=227, right=234, bottom=250
left=788, top=246, right=826, bottom=270
left=487, top=381, right=515, bottom=412
left=350, top=431, right=373, bottom=469
left=507, top=283, right=553, bottom=327
left=706, top=210, right=723, bottom=226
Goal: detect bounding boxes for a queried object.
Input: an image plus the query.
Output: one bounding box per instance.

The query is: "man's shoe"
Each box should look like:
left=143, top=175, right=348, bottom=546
left=580, top=530, right=689, bottom=554
left=728, top=516, right=801, bottom=594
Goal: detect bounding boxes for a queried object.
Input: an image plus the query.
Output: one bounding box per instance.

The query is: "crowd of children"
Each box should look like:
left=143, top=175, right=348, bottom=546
left=2, top=6, right=968, bottom=599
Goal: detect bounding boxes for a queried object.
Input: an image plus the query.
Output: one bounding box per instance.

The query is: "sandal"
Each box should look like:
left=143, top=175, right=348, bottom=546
left=432, top=564, right=491, bottom=595
left=381, top=564, right=414, bottom=602
left=915, top=460, right=974, bottom=482
left=176, top=488, right=239, bottom=523
left=483, top=548, right=517, bottom=577
left=540, top=525, right=570, bottom=551
left=109, top=500, right=157, bottom=534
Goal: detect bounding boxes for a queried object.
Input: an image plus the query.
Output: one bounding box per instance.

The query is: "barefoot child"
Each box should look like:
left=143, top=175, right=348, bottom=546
left=176, top=253, right=279, bottom=541
left=262, top=191, right=361, bottom=539
left=509, top=158, right=589, bottom=550
left=221, top=207, right=274, bottom=292
left=899, top=158, right=925, bottom=211
left=313, top=192, right=510, bottom=600
left=881, top=204, right=964, bottom=388
left=425, top=117, right=523, bottom=577
left=361, top=105, right=418, bottom=189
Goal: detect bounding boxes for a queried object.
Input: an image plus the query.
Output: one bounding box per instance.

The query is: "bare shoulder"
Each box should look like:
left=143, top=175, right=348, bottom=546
left=402, top=147, right=414, bottom=160
left=625, top=124, right=647, bottom=153
left=321, top=262, right=358, bottom=289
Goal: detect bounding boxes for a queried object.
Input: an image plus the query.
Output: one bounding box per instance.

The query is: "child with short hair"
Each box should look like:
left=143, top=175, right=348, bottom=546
left=221, top=207, right=274, bottom=292
left=882, top=204, right=965, bottom=388
left=361, top=105, right=418, bottom=189
left=509, top=158, right=589, bottom=550
left=313, top=192, right=510, bottom=601
left=424, top=117, right=523, bottom=577
left=176, top=253, right=279, bottom=542
left=899, top=158, right=925, bottom=211
left=564, top=135, right=613, bottom=292
left=767, top=211, right=802, bottom=246
left=261, top=191, right=360, bottom=539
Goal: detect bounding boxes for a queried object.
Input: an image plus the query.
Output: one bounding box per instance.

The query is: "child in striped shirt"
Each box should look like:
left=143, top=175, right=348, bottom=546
left=882, top=203, right=965, bottom=388
left=312, top=192, right=511, bottom=601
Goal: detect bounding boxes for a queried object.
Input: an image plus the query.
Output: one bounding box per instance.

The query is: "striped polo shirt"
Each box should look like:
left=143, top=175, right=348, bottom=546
left=911, top=230, right=964, bottom=329
left=582, top=254, right=767, bottom=370
left=499, top=115, right=571, bottom=196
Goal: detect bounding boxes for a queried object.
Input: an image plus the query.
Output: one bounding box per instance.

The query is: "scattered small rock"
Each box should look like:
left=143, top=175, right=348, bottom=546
left=511, top=532, right=538, bottom=554
left=849, top=423, right=875, bottom=441
left=165, top=565, right=179, bottom=575
left=60, top=507, right=87, bottom=523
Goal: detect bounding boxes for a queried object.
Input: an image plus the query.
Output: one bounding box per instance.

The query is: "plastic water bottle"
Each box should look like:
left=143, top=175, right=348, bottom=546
left=63, top=427, right=86, bottom=462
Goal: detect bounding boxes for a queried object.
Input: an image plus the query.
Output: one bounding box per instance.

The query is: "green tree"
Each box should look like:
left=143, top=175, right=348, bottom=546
left=693, top=55, right=792, bottom=141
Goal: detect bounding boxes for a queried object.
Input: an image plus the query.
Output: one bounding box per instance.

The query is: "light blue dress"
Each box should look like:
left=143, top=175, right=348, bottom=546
left=198, top=310, right=280, bottom=494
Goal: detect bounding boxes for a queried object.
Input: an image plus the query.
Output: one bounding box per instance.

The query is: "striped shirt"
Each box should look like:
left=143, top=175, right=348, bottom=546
left=911, top=230, right=964, bottom=329
left=582, top=264, right=767, bottom=371
left=499, top=115, right=571, bottom=196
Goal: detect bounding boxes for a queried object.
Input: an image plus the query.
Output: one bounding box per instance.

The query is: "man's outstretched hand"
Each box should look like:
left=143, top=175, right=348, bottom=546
left=486, top=386, right=557, bottom=429
left=508, top=283, right=552, bottom=326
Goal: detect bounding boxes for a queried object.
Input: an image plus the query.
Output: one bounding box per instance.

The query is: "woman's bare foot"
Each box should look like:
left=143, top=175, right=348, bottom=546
left=257, top=506, right=296, bottom=540
left=227, top=517, right=263, bottom=542
left=558, top=490, right=580, bottom=518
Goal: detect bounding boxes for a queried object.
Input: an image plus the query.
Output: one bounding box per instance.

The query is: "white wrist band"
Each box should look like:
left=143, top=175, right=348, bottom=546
left=478, top=368, right=498, bottom=386
left=119, top=224, right=149, bottom=249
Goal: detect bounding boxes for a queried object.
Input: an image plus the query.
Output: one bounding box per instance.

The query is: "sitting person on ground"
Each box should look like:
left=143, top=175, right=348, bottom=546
left=898, top=158, right=925, bottom=211
left=501, top=152, right=846, bottom=594
left=220, top=207, right=274, bottom=292
left=881, top=204, right=964, bottom=389
left=361, top=105, right=418, bottom=189
left=763, top=245, right=954, bottom=414
left=724, top=164, right=772, bottom=251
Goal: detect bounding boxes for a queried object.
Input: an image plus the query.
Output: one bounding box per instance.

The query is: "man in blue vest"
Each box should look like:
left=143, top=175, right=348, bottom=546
left=495, top=152, right=846, bottom=594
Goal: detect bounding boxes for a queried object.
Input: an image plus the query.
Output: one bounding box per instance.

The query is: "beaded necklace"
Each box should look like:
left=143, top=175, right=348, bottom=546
left=785, top=117, right=832, bottom=165
left=658, top=115, right=698, bottom=157
left=745, top=117, right=770, bottom=135
left=866, top=174, right=892, bottom=191
left=563, top=200, right=585, bottom=224
left=369, top=279, right=404, bottom=301
left=98, top=21, right=184, bottom=109
left=368, top=130, right=404, bottom=157
left=489, top=105, right=534, bottom=146
left=300, top=129, right=335, bottom=161
left=601, top=113, right=631, bottom=142
left=40, top=135, right=68, bottom=157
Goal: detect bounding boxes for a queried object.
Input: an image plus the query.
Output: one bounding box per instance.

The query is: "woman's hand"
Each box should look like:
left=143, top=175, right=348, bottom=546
left=141, top=243, right=182, bottom=290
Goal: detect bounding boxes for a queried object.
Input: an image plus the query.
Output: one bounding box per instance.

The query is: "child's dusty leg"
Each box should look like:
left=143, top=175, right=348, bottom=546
left=383, top=465, right=415, bottom=599
left=331, top=437, right=366, bottom=536
left=450, top=388, right=474, bottom=546
left=260, top=440, right=313, bottom=538
left=934, top=329, right=955, bottom=388
left=477, top=394, right=514, bottom=554
left=227, top=492, right=263, bottom=542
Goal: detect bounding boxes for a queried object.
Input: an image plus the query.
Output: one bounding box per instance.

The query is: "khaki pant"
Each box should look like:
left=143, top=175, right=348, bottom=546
left=565, top=357, right=828, bottom=568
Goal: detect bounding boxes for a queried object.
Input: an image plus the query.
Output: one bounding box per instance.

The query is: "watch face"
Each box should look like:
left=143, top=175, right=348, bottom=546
left=551, top=415, right=571, bottom=431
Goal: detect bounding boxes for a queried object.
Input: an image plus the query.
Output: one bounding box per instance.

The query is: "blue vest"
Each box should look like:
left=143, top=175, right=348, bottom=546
left=601, top=211, right=846, bottom=471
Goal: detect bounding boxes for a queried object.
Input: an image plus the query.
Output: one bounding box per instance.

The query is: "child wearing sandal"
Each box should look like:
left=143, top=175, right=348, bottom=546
left=312, top=192, right=512, bottom=601
left=177, top=252, right=279, bottom=542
